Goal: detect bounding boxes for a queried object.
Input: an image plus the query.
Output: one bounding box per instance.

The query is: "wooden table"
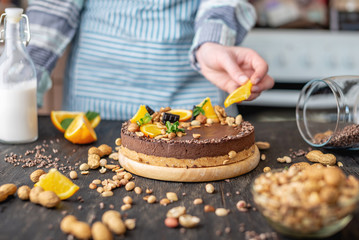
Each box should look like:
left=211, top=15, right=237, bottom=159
left=0, top=116, right=358, bottom=240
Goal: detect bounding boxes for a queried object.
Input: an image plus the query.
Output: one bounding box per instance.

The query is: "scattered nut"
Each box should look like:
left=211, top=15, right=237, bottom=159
left=0, top=183, right=17, bottom=202
left=91, top=221, right=112, bottom=240
left=215, top=208, right=229, bottom=217
left=235, top=114, right=243, bottom=125
left=277, top=156, right=292, bottom=163
left=134, top=187, right=142, bottom=195
left=61, top=216, right=92, bottom=240
left=79, top=163, right=89, bottom=171
left=17, top=185, right=30, bottom=200
left=101, top=191, right=114, bottom=197
left=100, top=159, right=107, bottom=167
left=255, top=141, right=270, bottom=150
left=123, top=196, right=133, bottom=205
left=160, top=198, right=171, bottom=206
left=124, top=219, right=136, bottom=230
left=179, top=214, right=200, bottom=228
left=89, top=183, right=97, bottom=190
left=38, top=191, right=61, bottom=208
left=147, top=195, right=156, bottom=204
left=102, top=210, right=126, bottom=235
left=204, top=205, right=215, bottom=212
left=306, top=150, right=336, bottom=166
left=193, top=198, right=203, bottom=205
left=99, top=167, right=107, bottom=174
left=69, top=171, right=78, bottom=180
left=192, top=133, right=201, bottom=139
left=263, top=167, right=271, bottom=173
left=30, top=169, right=46, bottom=183
left=167, top=206, right=186, bottom=218
left=125, top=181, right=135, bottom=191
left=88, top=147, right=104, bottom=157
left=191, top=120, right=201, bottom=126
left=88, top=154, right=101, bottom=169
left=121, top=204, right=132, bottom=211
left=260, top=154, right=266, bottom=161
left=145, top=188, right=153, bottom=194
left=228, top=151, right=236, bottom=159
left=205, top=184, right=215, bottom=194
left=164, top=217, right=179, bottom=228
left=81, top=171, right=89, bottom=175
left=166, top=192, right=178, bottom=202
left=128, top=123, right=140, bottom=132
left=98, top=144, right=112, bottom=156
left=115, top=138, right=122, bottom=146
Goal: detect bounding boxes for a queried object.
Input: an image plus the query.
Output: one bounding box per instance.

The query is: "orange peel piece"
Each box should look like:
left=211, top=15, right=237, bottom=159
left=168, top=109, right=192, bottom=122
left=130, top=105, right=149, bottom=124
left=140, top=124, right=163, bottom=138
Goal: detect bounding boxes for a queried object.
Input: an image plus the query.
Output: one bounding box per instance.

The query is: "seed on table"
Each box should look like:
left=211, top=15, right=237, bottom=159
left=263, top=167, right=271, bottom=173
left=193, top=198, right=203, bottom=205
left=112, top=175, right=119, bottom=181
left=124, top=173, right=133, bottom=180
left=215, top=208, right=229, bottom=217
left=123, top=196, right=133, bottom=204
left=99, top=167, right=106, bottom=174
left=79, top=163, right=89, bottom=171
left=134, top=187, right=142, bottom=194
left=117, top=172, right=126, bottom=179
left=260, top=154, right=266, bottom=161
left=160, top=198, right=171, bottom=206
left=165, top=217, right=179, bottom=228
left=81, top=171, right=89, bottom=175
left=179, top=214, right=200, bottom=228
left=92, top=179, right=101, bottom=185
left=167, top=206, right=186, bottom=218
left=146, top=188, right=153, bottom=194
left=147, top=195, right=156, bottom=204
left=69, top=171, right=78, bottom=180
left=205, top=184, right=215, bottom=193
left=125, top=181, right=135, bottom=191
left=120, top=179, right=129, bottom=186
left=166, top=192, right=178, bottom=202
left=121, top=204, right=132, bottom=211
left=204, top=205, right=215, bottom=212
left=101, top=191, right=113, bottom=197
left=89, top=183, right=97, bottom=189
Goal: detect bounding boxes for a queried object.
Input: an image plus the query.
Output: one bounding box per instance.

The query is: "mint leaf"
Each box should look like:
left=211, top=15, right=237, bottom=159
left=166, top=121, right=185, bottom=134
left=85, top=111, right=99, bottom=121
left=137, top=113, right=152, bottom=126
left=60, top=118, right=74, bottom=130
left=192, top=99, right=208, bottom=118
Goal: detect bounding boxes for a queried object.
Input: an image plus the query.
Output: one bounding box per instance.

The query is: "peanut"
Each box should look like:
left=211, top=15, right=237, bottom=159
left=134, top=187, right=142, bottom=195
left=147, top=195, right=156, bottom=203
left=92, top=221, right=113, bottom=240
left=164, top=217, right=179, bottom=228
left=102, top=210, right=126, bottom=235
left=88, top=154, right=101, bottom=169
left=124, top=219, right=136, bottom=230
left=123, top=196, right=133, bottom=205
left=17, top=185, right=31, bottom=200
left=125, top=181, right=135, bottom=191
left=79, top=163, right=90, bottom=171
left=193, top=198, right=203, bottom=205
left=115, top=138, right=122, bottom=146
left=204, top=205, right=215, bottom=212
left=98, top=144, right=112, bottom=156
left=255, top=141, right=270, bottom=150
left=289, top=162, right=310, bottom=171
left=235, top=114, right=243, bottom=125
left=306, top=150, right=336, bottom=166
left=30, top=169, right=46, bottom=183
left=167, top=206, right=186, bottom=218
left=88, top=147, right=104, bottom=157
left=128, top=123, right=139, bottom=132
left=38, top=191, right=60, bottom=208
left=29, top=186, right=44, bottom=204
left=166, top=192, right=178, bottom=202
left=215, top=208, right=230, bottom=216
left=69, top=171, right=78, bottom=180
left=60, top=216, right=92, bottom=240
left=0, top=183, right=17, bottom=202
left=160, top=198, right=170, bottom=206
left=228, top=151, right=237, bottom=159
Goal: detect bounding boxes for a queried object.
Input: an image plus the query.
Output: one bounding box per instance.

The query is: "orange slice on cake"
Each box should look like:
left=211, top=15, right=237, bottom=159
left=198, top=97, right=219, bottom=123
left=130, top=105, right=149, bottom=124
left=168, top=109, right=192, bottom=122
left=140, top=124, right=162, bottom=138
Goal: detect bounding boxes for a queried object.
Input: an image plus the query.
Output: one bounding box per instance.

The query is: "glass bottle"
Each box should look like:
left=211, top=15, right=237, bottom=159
left=296, top=76, right=359, bottom=149
left=0, top=8, right=38, bottom=143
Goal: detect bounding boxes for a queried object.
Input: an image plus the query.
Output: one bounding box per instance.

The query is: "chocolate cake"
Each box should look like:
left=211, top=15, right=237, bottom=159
left=118, top=103, right=260, bottom=182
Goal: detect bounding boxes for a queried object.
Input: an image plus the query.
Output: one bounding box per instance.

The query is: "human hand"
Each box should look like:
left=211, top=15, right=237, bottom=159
left=196, top=42, right=274, bottom=101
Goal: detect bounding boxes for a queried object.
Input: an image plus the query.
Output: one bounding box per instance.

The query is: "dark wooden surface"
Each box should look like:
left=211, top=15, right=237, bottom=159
left=0, top=116, right=358, bottom=240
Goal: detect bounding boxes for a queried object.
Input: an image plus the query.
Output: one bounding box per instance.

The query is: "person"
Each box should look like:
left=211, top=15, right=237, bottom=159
left=26, top=0, right=274, bottom=120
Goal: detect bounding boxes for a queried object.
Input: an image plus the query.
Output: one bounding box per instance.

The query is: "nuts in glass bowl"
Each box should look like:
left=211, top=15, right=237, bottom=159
left=251, top=163, right=359, bottom=238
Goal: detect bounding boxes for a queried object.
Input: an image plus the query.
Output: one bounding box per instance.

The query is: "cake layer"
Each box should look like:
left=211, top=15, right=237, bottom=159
left=121, top=121, right=255, bottom=159
left=120, top=144, right=256, bottom=168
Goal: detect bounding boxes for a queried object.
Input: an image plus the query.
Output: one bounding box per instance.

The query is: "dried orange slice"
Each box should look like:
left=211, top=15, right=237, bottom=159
left=51, top=111, right=101, bottom=133
left=168, top=109, right=192, bottom=122
left=130, top=105, right=149, bottom=124
left=198, top=97, right=219, bottom=123
left=140, top=124, right=162, bottom=138
left=64, top=113, right=97, bottom=144
left=224, top=81, right=252, bottom=108
left=35, top=168, right=79, bottom=200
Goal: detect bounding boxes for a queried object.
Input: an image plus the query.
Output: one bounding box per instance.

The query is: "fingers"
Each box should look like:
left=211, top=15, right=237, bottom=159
left=249, top=55, right=269, bottom=85
left=251, top=75, right=274, bottom=93
left=220, top=52, right=249, bottom=85
left=246, top=92, right=261, bottom=101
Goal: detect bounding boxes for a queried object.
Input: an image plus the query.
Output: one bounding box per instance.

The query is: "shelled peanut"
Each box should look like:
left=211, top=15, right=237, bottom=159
left=252, top=164, right=359, bottom=233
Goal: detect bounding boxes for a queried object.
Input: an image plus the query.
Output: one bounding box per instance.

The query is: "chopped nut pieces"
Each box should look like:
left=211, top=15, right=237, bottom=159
left=263, top=167, right=271, bottom=173
left=205, top=184, right=215, bottom=194
left=277, top=156, right=292, bottom=163
left=204, top=205, right=215, bottom=212
left=160, top=198, right=171, bottom=206
left=115, top=138, right=122, bottom=146
left=88, top=154, right=100, bottom=169
left=193, top=198, right=203, bottom=205
left=255, top=141, right=270, bottom=150
left=167, top=206, right=186, bottom=218
left=79, top=163, right=89, bottom=171
left=253, top=166, right=359, bottom=233
left=235, top=114, right=243, bottom=125
left=134, top=187, right=142, bottom=195
left=192, top=133, right=201, bottom=139
left=147, top=195, right=156, bottom=204
left=124, top=219, right=136, bottom=230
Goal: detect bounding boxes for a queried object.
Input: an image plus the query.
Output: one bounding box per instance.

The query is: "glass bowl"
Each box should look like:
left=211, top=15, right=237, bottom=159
left=251, top=168, right=359, bottom=238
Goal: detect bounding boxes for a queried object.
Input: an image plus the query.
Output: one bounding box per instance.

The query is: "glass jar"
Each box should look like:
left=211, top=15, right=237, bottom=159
left=0, top=8, right=38, bottom=144
left=296, top=76, right=359, bottom=149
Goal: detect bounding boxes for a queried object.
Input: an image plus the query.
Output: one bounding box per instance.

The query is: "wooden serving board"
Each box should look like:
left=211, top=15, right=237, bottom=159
left=119, top=146, right=260, bottom=182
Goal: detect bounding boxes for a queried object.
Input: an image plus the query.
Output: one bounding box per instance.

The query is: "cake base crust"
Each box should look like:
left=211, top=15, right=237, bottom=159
left=118, top=145, right=260, bottom=182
